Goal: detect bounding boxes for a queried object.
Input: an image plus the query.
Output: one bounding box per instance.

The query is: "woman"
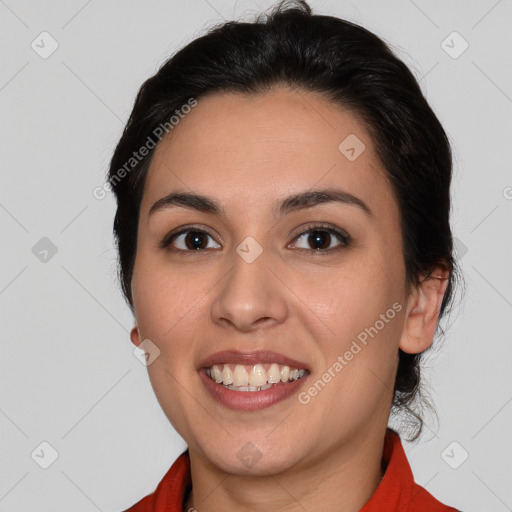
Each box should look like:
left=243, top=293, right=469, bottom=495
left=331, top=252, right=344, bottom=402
left=108, top=1, right=463, bottom=510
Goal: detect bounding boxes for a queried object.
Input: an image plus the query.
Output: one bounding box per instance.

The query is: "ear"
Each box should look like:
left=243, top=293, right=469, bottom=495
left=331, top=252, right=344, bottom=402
left=399, top=266, right=450, bottom=354
left=130, top=322, right=141, bottom=347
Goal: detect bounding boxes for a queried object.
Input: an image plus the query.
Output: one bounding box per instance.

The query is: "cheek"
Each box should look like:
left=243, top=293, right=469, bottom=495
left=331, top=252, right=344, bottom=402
left=131, top=253, right=210, bottom=340
left=300, top=258, right=403, bottom=398
left=302, top=297, right=402, bottom=428
left=304, top=260, right=401, bottom=338
left=131, top=260, right=204, bottom=433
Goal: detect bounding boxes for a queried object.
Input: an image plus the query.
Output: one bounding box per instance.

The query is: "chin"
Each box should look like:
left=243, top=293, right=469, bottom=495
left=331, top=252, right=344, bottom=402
left=197, top=435, right=306, bottom=476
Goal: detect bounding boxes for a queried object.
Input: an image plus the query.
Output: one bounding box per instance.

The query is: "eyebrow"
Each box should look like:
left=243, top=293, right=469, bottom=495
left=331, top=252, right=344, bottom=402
left=148, top=188, right=373, bottom=218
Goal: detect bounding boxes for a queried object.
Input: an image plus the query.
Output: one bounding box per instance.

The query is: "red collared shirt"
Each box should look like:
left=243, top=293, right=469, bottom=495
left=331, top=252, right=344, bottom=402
left=124, top=428, right=461, bottom=511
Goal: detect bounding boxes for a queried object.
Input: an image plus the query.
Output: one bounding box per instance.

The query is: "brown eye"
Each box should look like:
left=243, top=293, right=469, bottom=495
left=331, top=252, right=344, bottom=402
left=160, top=228, right=221, bottom=252
left=290, top=224, right=350, bottom=252
left=181, top=231, right=209, bottom=250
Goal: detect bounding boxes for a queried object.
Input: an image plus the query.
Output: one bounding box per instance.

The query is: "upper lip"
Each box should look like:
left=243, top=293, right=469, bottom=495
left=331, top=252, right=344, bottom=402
left=198, top=350, right=310, bottom=371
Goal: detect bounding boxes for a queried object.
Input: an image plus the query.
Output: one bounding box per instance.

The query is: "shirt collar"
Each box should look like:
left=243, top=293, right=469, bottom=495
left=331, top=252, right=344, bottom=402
left=152, top=428, right=422, bottom=511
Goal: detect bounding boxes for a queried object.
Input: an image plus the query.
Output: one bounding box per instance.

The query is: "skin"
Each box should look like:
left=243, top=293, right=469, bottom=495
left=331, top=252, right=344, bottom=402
left=129, top=86, right=449, bottom=512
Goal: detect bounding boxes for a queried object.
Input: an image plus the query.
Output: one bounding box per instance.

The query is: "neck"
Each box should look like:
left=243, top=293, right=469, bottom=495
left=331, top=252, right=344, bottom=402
left=184, top=424, right=388, bottom=512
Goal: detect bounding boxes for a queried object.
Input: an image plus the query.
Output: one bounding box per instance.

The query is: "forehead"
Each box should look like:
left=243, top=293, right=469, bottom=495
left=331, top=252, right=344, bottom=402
left=140, top=87, right=395, bottom=219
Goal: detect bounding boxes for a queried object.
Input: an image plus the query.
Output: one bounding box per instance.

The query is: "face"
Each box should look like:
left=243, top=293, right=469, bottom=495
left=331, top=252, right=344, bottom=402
left=129, top=86, right=414, bottom=475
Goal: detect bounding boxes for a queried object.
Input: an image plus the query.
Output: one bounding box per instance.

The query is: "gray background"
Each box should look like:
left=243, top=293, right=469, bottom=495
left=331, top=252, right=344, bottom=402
left=1, top=0, right=511, bottom=510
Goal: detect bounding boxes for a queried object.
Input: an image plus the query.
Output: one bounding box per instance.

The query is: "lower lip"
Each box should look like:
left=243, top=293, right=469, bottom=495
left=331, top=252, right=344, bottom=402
left=199, top=369, right=309, bottom=411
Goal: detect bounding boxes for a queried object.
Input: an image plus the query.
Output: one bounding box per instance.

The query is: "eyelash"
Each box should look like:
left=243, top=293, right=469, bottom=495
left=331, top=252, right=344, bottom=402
left=159, top=223, right=351, bottom=256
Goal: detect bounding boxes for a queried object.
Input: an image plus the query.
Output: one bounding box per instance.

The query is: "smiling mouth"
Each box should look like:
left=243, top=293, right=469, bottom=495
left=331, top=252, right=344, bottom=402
left=206, top=363, right=308, bottom=392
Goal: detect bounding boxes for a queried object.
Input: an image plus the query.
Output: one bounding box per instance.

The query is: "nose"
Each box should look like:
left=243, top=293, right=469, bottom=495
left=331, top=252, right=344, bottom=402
left=210, top=246, right=289, bottom=332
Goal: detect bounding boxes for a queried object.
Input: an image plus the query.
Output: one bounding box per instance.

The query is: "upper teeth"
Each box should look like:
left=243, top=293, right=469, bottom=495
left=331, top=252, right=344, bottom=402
left=206, top=363, right=306, bottom=387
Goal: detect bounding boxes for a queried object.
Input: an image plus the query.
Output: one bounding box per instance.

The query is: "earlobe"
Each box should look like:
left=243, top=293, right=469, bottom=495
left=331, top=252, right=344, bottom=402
left=399, top=268, right=450, bottom=355
left=130, top=323, right=141, bottom=347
